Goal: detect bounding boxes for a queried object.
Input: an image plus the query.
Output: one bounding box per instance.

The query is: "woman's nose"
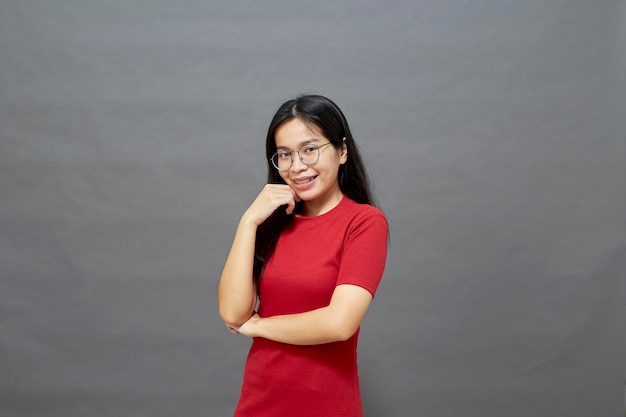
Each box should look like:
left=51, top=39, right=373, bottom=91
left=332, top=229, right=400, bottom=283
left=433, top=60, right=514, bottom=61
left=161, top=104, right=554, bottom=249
left=290, top=154, right=307, bottom=171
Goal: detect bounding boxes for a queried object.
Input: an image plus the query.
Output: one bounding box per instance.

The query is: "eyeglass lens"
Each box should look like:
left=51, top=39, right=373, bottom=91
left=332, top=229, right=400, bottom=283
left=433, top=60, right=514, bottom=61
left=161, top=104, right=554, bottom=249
left=271, top=144, right=324, bottom=171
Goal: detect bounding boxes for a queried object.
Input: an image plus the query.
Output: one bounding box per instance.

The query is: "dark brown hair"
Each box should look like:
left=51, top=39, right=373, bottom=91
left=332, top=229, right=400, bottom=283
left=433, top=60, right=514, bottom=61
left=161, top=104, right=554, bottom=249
left=253, top=94, right=376, bottom=281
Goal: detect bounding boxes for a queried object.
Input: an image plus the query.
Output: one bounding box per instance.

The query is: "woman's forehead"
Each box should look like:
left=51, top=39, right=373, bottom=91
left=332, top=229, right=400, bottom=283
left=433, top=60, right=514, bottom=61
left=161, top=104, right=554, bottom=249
left=275, top=119, right=326, bottom=148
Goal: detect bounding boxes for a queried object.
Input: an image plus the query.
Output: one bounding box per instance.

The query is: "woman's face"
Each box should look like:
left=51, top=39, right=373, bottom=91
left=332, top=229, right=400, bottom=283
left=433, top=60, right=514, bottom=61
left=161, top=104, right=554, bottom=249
left=274, top=118, right=347, bottom=215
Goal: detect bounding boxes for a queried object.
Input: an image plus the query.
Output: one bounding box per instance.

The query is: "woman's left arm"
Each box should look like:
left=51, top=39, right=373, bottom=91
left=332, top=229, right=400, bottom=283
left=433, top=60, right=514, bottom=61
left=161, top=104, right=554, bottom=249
left=235, top=209, right=388, bottom=345
left=235, top=283, right=373, bottom=345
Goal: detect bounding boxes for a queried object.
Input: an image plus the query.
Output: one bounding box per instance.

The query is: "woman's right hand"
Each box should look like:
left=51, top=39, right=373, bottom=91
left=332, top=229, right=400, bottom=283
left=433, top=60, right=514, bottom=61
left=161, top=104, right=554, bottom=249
left=242, top=184, right=300, bottom=226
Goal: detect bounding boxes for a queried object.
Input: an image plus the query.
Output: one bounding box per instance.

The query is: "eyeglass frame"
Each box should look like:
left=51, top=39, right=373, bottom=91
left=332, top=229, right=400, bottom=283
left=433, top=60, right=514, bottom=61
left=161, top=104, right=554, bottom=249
left=270, top=142, right=334, bottom=171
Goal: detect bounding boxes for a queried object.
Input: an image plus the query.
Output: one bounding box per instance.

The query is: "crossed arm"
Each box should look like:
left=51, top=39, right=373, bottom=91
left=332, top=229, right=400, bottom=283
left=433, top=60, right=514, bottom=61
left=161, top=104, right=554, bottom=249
left=217, top=215, right=374, bottom=346
left=217, top=185, right=375, bottom=346
left=230, top=284, right=373, bottom=345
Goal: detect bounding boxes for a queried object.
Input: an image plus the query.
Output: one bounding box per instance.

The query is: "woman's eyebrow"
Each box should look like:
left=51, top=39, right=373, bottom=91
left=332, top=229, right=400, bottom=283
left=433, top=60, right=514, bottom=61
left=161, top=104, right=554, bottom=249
left=276, top=138, right=320, bottom=150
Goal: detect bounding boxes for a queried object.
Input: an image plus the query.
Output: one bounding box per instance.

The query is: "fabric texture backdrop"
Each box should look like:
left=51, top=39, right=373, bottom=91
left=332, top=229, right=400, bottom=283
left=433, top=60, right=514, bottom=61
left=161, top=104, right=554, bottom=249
left=1, top=1, right=624, bottom=416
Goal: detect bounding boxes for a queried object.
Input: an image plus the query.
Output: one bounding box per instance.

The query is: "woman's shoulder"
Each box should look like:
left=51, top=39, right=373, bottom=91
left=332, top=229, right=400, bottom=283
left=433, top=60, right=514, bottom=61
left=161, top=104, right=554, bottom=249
left=341, top=197, right=387, bottom=224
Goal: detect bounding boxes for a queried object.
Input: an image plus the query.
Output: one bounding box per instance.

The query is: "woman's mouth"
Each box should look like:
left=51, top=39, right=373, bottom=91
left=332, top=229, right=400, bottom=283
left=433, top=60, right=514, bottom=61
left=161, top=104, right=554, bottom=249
left=294, top=176, right=318, bottom=185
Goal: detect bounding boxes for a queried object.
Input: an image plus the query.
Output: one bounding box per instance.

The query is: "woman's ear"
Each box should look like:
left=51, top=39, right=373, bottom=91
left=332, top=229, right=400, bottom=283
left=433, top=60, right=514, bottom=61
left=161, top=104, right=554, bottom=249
left=340, top=137, right=348, bottom=164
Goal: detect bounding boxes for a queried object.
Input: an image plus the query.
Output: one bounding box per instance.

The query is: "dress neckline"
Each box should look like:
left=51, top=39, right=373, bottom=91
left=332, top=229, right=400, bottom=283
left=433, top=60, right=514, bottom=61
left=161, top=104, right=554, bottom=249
left=294, top=195, right=349, bottom=223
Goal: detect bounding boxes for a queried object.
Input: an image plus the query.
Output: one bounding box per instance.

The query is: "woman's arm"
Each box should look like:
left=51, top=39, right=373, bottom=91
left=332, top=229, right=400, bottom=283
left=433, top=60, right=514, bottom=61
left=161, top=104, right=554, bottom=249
left=217, top=218, right=259, bottom=327
left=235, top=284, right=374, bottom=345
left=217, top=184, right=299, bottom=327
left=234, top=208, right=388, bottom=345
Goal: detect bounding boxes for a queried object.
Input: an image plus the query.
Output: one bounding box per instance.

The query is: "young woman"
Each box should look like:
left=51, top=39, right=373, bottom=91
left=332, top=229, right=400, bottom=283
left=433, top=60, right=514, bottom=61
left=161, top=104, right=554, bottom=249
left=218, top=94, right=388, bottom=417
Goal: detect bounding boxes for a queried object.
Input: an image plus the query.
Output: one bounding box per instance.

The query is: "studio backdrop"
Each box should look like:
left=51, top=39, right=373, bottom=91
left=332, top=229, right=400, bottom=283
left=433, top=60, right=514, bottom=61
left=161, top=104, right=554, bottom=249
left=1, top=1, right=624, bottom=416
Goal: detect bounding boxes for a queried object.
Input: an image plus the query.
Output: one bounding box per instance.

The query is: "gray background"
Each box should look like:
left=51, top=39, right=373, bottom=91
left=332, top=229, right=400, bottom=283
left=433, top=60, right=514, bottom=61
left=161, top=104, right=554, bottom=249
left=1, top=1, right=624, bottom=416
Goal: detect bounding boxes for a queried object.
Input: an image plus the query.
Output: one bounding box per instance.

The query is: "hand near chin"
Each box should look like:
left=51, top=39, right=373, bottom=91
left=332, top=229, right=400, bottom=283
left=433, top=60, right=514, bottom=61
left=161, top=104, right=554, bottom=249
left=243, top=184, right=300, bottom=226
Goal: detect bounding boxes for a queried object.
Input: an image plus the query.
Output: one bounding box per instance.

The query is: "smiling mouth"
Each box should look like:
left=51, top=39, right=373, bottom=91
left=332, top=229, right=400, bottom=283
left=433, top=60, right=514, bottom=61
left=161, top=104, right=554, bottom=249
left=294, top=176, right=318, bottom=185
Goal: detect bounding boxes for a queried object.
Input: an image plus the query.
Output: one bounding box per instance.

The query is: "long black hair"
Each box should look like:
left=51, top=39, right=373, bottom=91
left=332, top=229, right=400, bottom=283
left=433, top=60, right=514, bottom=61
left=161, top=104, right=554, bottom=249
left=253, top=94, right=376, bottom=281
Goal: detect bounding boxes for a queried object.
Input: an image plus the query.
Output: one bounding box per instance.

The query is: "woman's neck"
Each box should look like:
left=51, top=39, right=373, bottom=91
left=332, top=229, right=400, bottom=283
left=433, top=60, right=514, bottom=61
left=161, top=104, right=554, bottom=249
left=299, top=191, right=344, bottom=217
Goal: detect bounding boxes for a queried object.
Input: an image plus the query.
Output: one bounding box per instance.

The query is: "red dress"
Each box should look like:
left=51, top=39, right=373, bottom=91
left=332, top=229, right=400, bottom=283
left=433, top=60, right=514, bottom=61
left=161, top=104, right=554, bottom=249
left=234, top=196, right=388, bottom=417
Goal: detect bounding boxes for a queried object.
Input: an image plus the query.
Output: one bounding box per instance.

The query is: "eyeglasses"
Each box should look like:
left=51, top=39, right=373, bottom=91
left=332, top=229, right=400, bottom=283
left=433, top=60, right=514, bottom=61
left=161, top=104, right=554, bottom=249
left=270, top=142, right=333, bottom=171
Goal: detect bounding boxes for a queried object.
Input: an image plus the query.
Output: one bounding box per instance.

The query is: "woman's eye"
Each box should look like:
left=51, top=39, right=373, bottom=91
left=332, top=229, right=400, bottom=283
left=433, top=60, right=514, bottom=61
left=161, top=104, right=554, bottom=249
left=303, top=146, right=317, bottom=154
left=278, top=152, right=291, bottom=159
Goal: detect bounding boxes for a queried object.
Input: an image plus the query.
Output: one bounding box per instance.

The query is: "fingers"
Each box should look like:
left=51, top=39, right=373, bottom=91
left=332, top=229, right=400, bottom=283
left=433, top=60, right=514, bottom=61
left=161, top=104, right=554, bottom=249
left=225, top=323, right=239, bottom=334
left=245, top=184, right=298, bottom=225
left=263, top=184, right=296, bottom=204
left=260, top=184, right=297, bottom=216
left=236, top=313, right=261, bottom=338
left=285, top=199, right=295, bottom=215
left=285, top=192, right=301, bottom=215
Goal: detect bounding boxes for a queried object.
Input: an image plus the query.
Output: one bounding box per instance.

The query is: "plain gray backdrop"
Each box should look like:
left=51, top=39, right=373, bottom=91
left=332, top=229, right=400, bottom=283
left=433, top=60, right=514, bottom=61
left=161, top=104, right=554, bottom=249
left=1, top=1, right=624, bottom=416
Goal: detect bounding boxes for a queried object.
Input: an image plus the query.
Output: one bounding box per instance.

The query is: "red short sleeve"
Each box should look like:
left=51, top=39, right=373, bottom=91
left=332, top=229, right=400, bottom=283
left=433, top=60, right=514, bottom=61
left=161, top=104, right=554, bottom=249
left=336, top=209, right=388, bottom=296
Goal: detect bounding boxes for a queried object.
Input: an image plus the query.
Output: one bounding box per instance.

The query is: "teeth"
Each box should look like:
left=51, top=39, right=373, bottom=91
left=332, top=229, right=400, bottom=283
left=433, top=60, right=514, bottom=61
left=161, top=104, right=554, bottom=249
left=295, top=176, right=316, bottom=185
